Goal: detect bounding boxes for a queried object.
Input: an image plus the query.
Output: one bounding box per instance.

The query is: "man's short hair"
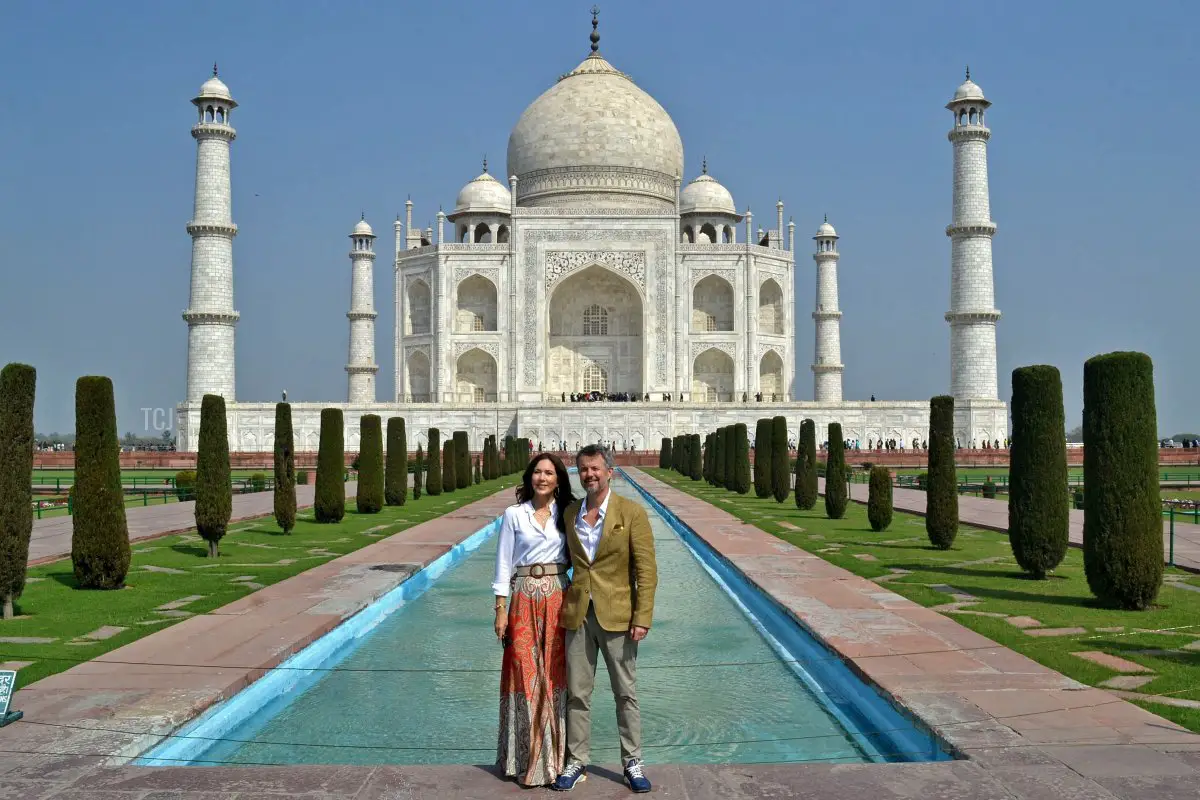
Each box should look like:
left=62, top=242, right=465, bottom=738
left=576, top=443, right=615, bottom=469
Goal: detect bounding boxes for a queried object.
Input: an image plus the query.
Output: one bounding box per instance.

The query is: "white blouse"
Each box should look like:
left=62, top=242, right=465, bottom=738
left=492, top=500, right=567, bottom=597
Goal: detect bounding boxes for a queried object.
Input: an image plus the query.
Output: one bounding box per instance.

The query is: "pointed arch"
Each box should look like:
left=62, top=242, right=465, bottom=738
left=405, top=350, right=430, bottom=402
left=455, top=274, right=497, bottom=332
left=455, top=347, right=497, bottom=402
left=692, top=347, right=734, bottom=402
left=692, top=274, right=734, bottom=332
left=759, top=349, right=784, bottom=399
left=758, top=278, right=784, bottom=335
left=406, top=279, right=431, bottom=335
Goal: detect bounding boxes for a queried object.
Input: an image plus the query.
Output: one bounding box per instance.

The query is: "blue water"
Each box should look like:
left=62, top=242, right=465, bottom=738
left=141, top=474, right=949, bottom=767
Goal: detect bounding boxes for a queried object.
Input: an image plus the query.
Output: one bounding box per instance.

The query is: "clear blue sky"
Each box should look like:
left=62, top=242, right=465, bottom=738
left=2, top=0, right=1197, bottom=437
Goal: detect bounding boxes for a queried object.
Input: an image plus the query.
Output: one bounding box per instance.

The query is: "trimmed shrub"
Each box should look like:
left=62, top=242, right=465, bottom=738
left=426, top=429, right=443, bottom=495
left=442, top=438, right=456, bottom=494
left=413, top=444, right=424, bottom=500
left=454, top=431, right=470, bottom=490
left=0, top=363, right=35, bottom=617
left=926, top=395, right=958, bottom=550
left=771, top=416, right=789, bottom=503
left=1008, top=365, right=1069, bottom=579
left=296, top=469, right=309, bottom=486
left=1073, top=489, right=1084, bottom=510
left=315, top=408, right=346, bottom=523
left=689, top=433, right=702, bottom=480
left=71, top=376, right=130, bottom=588
left=501, top=435, right=512, bottom=475
left=982, top=480, right=997, bottom=499
left=474, top=456, right=482, bottom=484
left=733, top=423, right=751, bottom=495
left=174, top=470, right=196, bottom=501
left=486, top=435, right=497, bottom=480
left=867, top=466, right=893, bottom=532
left=916, top=472, right=928, bottom=491
left=714, top=426, right=727, bottom=487
left=385, top=417, right=407, bottom=506
left=273, top=402, right=296, bottom=534
left=1083, top=352, right=1162, bottom=609
left=795, top=419, right=817, bottom=510
left=702, top=433, right=712, bottom=483
left=753, top=419, right=772, bottom=498
left=250, top=472, right=266, bottom=492
left=824, top=423, right=847, bottom=520
left=195, top=394, right=232, bottom=557
left=356, top=415, right=384, bottom=514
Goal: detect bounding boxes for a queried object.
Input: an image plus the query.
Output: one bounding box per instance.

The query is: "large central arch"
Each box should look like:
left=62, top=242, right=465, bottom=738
left=547, top=264, right=643, bottom=396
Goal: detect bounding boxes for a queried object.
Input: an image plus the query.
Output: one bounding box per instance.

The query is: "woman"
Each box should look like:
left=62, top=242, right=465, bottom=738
left=493, top=453, right=575, bottom=786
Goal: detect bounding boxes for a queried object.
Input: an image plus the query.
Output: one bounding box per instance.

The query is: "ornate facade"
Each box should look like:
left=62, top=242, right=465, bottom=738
left=175, top=22, right=1008, bottom=453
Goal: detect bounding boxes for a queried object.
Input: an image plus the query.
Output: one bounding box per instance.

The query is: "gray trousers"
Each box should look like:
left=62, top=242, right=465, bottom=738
left=565, top=603, right=641, bottom=765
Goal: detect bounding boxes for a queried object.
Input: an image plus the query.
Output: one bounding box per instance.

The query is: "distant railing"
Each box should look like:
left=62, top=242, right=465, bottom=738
left=31, top=478, right=274, bottom=519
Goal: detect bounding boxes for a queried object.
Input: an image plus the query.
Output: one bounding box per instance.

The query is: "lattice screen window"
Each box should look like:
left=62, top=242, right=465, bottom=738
left=582, top=305, right=609, bottom=336
left=474, top=387, right=485, bottom=402
left=583, top=364, right=608, bottom=393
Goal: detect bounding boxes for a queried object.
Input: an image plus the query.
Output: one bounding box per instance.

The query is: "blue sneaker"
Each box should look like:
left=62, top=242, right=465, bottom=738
left=624, top=758, right=651, bottom=793
left=552, top=760, right=586, bottom=791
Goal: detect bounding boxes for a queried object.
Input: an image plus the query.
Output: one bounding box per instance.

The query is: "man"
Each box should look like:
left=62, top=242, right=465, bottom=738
left=553, top=444, right=657, bottom=793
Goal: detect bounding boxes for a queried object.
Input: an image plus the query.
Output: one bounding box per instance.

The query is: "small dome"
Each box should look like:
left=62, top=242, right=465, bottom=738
left=198, top=75, right=233, bottom=101
left=953, top=79, right=985, bottom=101
left=353, top=217, right=374, bottom=235
left=815, top=219, right=837, bottom=237
left=451, top=170, right=512, bottom=217
left=680, top=171, right=737, bottom=216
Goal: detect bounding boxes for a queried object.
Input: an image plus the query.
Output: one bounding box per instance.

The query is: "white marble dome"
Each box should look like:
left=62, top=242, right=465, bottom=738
left=680, top=172, right=736, bottom=216
left=452, top=170, right=512, bottom=216
left=197, top=75, right=233, bottom=101
left=952, top=78, right=986, bottom=102
left=506, top=52, right=684, bottom=208
left=815, top=220, right=837, bottom=237
left=353, top=218, right=374, bottom=235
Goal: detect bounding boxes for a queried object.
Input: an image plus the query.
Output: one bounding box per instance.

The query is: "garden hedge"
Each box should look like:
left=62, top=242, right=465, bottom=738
left=71, top=376, right=130, bottom=588
left=454, top=431, right=470, bottom=490
left=273, top=402, right=296, bottom=534
left=824, top=422, right=847, bottom=519
left=926, top=395, right=958, bottom=549
left=385, top=417, right=407, bottom=506
left=427, top=429, right=443, bottom=495
left=867, top=465, right=893, bottom=532
left=1083, top=352, right=1162, bottom=609
left=1008, top=365, right=1068, bottom=578
left=315, top=408, right=346, bottom=523
left=795, top=419, right=817, bottom=510
left=714, top=426, right=727, bottom=488
left=689, top=433, right=702, bottom=480
left=0, top=363, right=35, bottom=617
left=771, top=416, right=789, bottom=503
left=413, top=444, right=424, bottom=499
left=442, top=438, right=456, bottom=494
left=753, top=419, right=772, bottom=498
left=733, top=423, right=751, bottom=494
left=195, top=394, right=232, bottom=557
left=357, top=415, right=384, bottom=514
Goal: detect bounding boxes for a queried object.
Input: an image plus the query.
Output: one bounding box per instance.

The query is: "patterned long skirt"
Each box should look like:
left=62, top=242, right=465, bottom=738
left=497, top=573, right=568, bottom=786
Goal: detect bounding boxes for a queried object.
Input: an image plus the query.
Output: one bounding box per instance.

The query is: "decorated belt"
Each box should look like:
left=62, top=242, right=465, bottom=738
left=513, top=563, right=569, bottom=578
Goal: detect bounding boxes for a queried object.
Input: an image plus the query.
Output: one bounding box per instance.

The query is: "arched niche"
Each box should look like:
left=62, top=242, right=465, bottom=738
left=455, top=275, right=497, bottom=332
left=692, top=275, right=734, bottom=332
left=455, top=348, right=497, bottom=402
left=759, top=349, right=784, bottom=399
left=547, top=264, right=643, bottom=396
left=758, top=278, right=784, bottom=335
left=406, top=350, right=430, bottom=402
left=692, top=347, right=734, bottom=402
left=406, top=280, right=431, bottom=335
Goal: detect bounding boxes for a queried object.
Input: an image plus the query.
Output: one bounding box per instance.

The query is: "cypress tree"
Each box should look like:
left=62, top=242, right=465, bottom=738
left=474, top=456, right=482, bottom=484
left=926, top=395, right=958, bottom=550
left=714, top=426, right=727, bottom=487
left=357, top=415, right=384, bottom=514
left=733, top=423, right=751, bottom=494
left=824, top=422, right=848, bottom=519
left=427, top=429, right=442, bottom=495
left=1083, top=352, right=1162, bottom=609
left=771, top=416, right=789, bottom=503
left=703, top=433, right=712, bottom=483
left=385, top=417, right=407, bottom=506
left=273, top=402, right=296, bottom=534
left=687, top=433, right=700, bottom=480
left=867, top=465, right=893, bottom=532
left=315, top=408, right=346, bottom=523
left=71, top=376, right=131, bottom=588
left=501, top=435, right=512, bottom=474
left=678, top=435, right=688, bottom=473
left=194, top=394, right=232, bottom=557
left=453, top=431, right=470, bottom=490
left=413, top=444, right=424, bottom=499
left=796, top=419, right=818, bottom=510
left=487, top=435, right=497, bottom=479
left=660, top=437, right=671, bottom=469
left=1009, top=365, right=1069, bottom=579
left=753, top=419, right=772, bottom=498
left=0, top=364, right=35, bottom=617
left=442, top=438, right=456, bottom=493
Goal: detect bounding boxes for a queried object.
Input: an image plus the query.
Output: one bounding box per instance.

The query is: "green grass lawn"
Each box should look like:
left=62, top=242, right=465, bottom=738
left=2, top=475, right=517, bottom=691
left=645, top=468, right=1200, bottom=733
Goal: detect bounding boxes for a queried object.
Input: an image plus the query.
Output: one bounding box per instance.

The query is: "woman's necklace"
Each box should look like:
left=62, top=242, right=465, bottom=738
left=533, top=503, right=552, bottom=529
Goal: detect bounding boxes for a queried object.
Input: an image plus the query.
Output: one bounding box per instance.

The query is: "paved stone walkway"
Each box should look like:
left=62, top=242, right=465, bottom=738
left=27, top=483, right=358, bottom=566
left=824, top=479, right=1200, bottom=573
left=2, top=476, right=1197, bottom=798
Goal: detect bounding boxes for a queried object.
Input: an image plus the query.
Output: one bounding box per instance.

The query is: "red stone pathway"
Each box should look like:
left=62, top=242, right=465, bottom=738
left=825, top=478, right=1200, bottom=573
left=0, top=475, right=1196, bottom=798
left=26, top=482, right=358, bottom=566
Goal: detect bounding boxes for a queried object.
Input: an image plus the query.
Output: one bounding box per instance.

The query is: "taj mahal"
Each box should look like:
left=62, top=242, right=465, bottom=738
left=174, top=15, right=1007, bottom=454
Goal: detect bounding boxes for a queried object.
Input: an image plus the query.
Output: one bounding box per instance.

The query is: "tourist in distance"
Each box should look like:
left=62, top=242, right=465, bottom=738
left=553, top=444, right=658, bottom=793
left=493, top=453, right=576, bottom=787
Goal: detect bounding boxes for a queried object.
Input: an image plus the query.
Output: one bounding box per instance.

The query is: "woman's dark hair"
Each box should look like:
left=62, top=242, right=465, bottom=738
left=516, top=453, right=575, bottom=533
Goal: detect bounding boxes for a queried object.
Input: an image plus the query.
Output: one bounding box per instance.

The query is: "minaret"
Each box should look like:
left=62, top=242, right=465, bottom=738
left=945, top=68, right=1000, bottom=401
left=184, top=65, right=239, bottom=402
left=812, top=216, right=843, bottom=402
left=346, top=215, right=378, bottom=403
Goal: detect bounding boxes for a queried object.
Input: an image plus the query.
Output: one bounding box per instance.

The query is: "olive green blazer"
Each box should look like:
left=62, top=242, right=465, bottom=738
left=562, top=491, right=658, bottom=632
